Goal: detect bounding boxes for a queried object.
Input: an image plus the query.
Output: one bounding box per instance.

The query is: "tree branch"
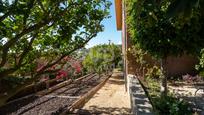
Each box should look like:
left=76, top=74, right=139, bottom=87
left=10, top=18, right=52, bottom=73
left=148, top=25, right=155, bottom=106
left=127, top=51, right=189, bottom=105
left=36, top=33, right=96, bottom=76
left=18, top=32, right=38, bottom=65
left=0, top=21, right=48, bottom=67
left=0, top=2, right=78, bottom=67
left=37, top=0, right=46, bottom=13
left=23, top=0, right=36, bottom=26
left=0, top=0, right=19, bottom=22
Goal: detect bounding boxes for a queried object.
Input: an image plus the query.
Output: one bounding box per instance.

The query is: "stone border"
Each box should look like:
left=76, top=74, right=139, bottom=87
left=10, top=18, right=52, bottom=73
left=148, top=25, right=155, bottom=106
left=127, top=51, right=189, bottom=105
left=61, top=74, right=112, bottom=115
left=128, top=74, right=154, bottom=115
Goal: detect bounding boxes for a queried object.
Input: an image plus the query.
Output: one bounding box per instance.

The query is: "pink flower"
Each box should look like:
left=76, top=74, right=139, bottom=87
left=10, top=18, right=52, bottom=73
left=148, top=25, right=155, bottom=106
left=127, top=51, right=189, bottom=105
left=56, top=70, right=68, bottom=79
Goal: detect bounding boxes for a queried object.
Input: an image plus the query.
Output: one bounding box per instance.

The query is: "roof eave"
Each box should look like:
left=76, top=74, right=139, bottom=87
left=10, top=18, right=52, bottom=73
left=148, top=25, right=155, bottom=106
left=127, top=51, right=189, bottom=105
left=115, top=0, right=122, bottom=30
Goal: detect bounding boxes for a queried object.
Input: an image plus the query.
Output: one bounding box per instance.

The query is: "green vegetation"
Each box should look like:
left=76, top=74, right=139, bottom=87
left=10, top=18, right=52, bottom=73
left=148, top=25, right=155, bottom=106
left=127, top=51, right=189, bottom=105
left=0, top=0, right=111, bottom=106
left=196, top=49, right=204, bottom=77
left=144, top=77, right=192, bottom=115
left=83, top=44, right=122, bottom=76
left=0, top=0, right=111, bottom=79
left=166, top=0, right=204, bottom=19
left=126, top=0, right=204, bottom=114
left=126, top=0, right=204, bottom=96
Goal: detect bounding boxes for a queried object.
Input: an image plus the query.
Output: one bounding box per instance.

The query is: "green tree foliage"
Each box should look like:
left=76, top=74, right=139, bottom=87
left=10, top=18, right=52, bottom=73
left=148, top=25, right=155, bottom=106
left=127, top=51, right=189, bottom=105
left=83, top=44, right=122, bottom=74
left=126, top=0, right=204, bottom=96
left=196, top=48, right=204, bottom=77
left=0, top=0, right=111, bottom=105
left=0, top=0, right=111, bottom=79
left=166, top=0, right=204, bottom=19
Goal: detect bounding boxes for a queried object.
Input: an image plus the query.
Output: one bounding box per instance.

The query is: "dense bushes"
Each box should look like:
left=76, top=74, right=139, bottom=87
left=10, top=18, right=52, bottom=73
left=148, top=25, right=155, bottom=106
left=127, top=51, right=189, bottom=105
left=126, top=0, right=204, bottom=96
left=196, top=49, right=204, bottom=77
left=145, top=66, right=162, bottom=80
left=126, top=0, right=204, bottom=114
left=144, top=76, right=193, bottom=115
left=83, top=44, right=122, bottom=75
left=154, top=96, right=192, bottom=115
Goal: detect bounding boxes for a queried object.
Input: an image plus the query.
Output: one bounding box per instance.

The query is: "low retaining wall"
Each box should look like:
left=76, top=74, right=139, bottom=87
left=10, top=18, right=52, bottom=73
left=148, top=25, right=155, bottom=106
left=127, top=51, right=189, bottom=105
left=61, top=74, right=112, bottom=115
left=128, top=74, right=154, bottom=115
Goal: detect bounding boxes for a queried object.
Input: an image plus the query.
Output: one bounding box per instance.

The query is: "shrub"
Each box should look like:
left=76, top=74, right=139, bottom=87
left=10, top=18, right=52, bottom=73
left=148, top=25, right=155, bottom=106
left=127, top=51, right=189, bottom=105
left=196, top=49, right=204, bottom=79
left=144, top=71, right=193, bottom=115
left=196, top=49, right=204, bottom=71
left=182, top=74, right=203, bottom=83
left=154, top=96, right=192, bottom=115
left=145, top=66, right=162, bottom=80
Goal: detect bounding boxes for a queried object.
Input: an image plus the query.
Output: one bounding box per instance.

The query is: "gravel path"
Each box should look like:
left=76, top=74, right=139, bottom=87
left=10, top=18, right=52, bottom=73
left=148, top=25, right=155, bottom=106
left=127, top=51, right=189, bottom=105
left=75, top=71, right=131, bottom=115
left=0, top=74, right=107, bottom=115
left=169, top=83, right=204, bottom=114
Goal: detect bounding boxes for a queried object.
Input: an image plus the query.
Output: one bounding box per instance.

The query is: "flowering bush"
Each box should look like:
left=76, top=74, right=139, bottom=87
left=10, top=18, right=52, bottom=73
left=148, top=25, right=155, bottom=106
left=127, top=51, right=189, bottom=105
left=56, top=70, right=68, bottom=79
left=182, top=74, right=203, bottom=83
left=36, top=56, right=82, bottom=81
left=72, top=62, right=82, bottom=74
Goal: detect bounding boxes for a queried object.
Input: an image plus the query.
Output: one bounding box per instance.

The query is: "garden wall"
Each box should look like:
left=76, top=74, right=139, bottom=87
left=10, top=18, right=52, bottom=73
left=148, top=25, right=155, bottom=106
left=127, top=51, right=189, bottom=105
left=125, top=39, right=198, bottom=77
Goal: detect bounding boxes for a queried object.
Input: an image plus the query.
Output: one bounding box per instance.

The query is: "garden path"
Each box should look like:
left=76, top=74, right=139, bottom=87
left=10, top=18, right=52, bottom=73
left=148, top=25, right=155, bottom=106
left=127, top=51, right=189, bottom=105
left=75, top=70, right=132, bottom=115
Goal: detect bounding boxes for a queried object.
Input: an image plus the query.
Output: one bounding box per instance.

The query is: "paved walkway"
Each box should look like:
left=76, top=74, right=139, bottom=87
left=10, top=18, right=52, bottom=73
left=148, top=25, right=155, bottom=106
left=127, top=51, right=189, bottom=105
left=76, top=71, right=131, bottom=115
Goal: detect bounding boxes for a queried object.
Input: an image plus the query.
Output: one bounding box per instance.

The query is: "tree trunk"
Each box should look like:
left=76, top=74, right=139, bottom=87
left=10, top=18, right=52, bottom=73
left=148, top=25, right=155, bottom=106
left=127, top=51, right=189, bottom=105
left=160, top=57, right=168, bottom=97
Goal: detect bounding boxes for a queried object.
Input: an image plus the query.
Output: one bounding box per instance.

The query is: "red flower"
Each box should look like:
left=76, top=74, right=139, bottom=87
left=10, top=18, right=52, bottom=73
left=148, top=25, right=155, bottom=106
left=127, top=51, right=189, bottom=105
left=56, top=70, right=68, bottom=79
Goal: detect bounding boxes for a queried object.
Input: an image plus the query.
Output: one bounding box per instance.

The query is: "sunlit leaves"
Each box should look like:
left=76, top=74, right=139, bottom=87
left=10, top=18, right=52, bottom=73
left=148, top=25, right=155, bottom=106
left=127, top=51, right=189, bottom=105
left=83, top=44, right=121, bottom=73
left=0, top=0, right=111, bottom=78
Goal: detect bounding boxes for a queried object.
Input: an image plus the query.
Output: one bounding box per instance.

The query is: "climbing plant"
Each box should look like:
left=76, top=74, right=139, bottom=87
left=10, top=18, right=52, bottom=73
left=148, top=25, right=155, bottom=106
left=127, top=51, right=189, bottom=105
left=126, top=0, right=204, bottom=96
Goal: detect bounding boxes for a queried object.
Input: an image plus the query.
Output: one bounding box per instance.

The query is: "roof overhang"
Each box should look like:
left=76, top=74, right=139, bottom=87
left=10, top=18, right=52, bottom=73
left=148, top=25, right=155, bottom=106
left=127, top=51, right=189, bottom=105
left=115, top=0, right=122, bottom=30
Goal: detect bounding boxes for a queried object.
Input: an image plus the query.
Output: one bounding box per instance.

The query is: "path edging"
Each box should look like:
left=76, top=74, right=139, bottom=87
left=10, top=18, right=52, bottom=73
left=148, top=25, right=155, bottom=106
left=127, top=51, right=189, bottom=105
left=62, top=74, right=112, bottom=114
left=128, top=74, right=154, bottom=115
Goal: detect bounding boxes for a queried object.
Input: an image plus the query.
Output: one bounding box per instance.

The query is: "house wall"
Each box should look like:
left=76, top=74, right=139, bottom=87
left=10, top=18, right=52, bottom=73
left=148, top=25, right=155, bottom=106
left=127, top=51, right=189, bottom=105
left=119, top=0, right=198, bottom=77
left=125, top=37, right=198, bottom=76
left=166, top=55, right=198, bottom=76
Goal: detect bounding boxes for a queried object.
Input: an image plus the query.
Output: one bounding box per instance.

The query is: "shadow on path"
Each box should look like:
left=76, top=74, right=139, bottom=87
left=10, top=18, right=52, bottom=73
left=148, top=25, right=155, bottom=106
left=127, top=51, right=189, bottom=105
left=75, top=106, right=131, bottom=115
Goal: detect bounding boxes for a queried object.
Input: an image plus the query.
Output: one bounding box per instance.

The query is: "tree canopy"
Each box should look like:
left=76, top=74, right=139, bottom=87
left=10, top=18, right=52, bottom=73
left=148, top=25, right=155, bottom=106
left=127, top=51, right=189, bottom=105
left=126, top=0, right=204, bottom=96
left=0, top=0, right=111, bottom=79
left=126, top=0, right=204, bottom=59
left=83, top=44, right=122, bottom=74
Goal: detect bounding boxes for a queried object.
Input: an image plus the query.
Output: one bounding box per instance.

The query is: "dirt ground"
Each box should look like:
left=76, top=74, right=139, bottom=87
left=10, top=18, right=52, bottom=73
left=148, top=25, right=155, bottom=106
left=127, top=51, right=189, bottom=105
left=169, top=83, right=204, bottom=114
left=76, top=71, right=131, bottom=115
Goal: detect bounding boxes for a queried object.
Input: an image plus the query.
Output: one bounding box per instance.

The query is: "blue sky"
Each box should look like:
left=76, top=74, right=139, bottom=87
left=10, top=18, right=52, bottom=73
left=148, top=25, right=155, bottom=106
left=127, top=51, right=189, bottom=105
left=85, top=0, right=122, bottom=48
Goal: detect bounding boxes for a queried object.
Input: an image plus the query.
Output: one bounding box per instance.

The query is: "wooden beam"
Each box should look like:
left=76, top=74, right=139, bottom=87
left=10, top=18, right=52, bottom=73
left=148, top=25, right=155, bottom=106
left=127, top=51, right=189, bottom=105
left=115, top=0, right=122, bottom=30
left=62, top=74, right=112, bottom=114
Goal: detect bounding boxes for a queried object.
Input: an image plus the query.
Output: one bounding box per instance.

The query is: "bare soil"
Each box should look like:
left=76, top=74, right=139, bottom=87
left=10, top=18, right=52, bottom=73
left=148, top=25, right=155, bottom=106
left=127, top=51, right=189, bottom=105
left=0, top=74, right=107, bottom=115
